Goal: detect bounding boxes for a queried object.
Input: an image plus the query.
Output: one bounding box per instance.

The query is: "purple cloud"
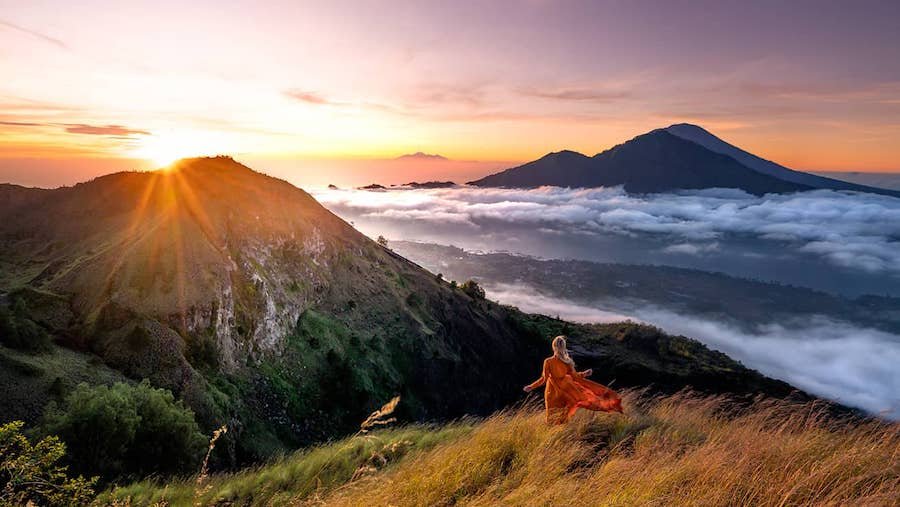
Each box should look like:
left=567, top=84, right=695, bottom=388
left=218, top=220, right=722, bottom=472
left=63, top=124, right=150, bottom=136
left=283, top=89, right=334, bottom=105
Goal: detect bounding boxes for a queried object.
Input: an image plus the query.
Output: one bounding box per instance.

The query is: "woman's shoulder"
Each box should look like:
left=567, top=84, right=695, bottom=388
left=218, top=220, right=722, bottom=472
left=544, top=356, right=560, bottom=364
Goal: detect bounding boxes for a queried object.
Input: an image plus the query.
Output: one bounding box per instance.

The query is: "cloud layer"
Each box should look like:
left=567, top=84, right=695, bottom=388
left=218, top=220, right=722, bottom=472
left=488, top=283, right=635, bottom=324
left=485, top=282, right=900, bottom=419
left=314, top=185, right=900, bottom=276
left=636, top=308, right=900, bottom=419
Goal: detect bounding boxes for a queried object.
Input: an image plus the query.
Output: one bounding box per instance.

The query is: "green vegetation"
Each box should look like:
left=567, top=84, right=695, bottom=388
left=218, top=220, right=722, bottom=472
left=242, top=309, right=404, bottom=453
left=0, top=421, right=96, bottom=506
left=102, top=423, right=472, bottom=506
left=105, top=392, right=900, bottom=506
left=39, top=381, right=207, bottom=482
left=460, top=279, right=485, bottom=300
left=0, top=344, right=129, bottom=426
left=0, top=298, right=52, bottom=353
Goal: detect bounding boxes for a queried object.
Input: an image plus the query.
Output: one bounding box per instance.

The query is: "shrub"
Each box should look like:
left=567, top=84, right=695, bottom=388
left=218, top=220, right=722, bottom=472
left=0, top=298, right=52, bottom=353
left=460, top=279, right=486, bottom=300
left=39, top=380, right=207, bottom=482
left=376, top=235, right=389, bottom=248
left=186, top=332, right=220, bottom=370
left=0, top=421, right=96, bottom=506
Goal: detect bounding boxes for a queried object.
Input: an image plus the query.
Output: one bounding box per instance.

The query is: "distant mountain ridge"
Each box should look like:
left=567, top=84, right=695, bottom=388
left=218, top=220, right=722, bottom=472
left=396, top=152, right=448, bottom=161
left=664, top=123, right=899, bottom=196
left=810, top=171, right=900, bottom=191
left=470, top=124, right=900, bottom=197
left=402, top=181, right=457, bottom=189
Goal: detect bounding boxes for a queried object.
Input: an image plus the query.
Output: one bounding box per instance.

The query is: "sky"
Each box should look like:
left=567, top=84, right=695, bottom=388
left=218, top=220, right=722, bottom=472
left=2, top=0, right=900, bottom=187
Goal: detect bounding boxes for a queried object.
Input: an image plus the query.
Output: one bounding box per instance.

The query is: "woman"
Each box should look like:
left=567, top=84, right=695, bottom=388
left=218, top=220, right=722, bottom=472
left=524, top=335, right=623, bottom=424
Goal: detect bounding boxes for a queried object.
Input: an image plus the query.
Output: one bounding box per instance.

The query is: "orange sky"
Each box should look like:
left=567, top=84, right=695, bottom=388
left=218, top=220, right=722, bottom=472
left=1, top=0, right=899, bottom=188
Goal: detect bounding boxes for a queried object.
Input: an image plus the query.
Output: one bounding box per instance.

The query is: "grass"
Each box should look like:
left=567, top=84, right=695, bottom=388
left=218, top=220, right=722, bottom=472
left=101, top=391, right=898, bottom=506
left=99, top=423, right=472, bottom=506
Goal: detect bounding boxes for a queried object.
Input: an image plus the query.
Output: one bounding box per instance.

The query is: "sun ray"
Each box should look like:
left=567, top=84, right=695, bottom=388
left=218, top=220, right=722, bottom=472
left=173, top=169, right=220, bottom=252
left=101, top=173, right=161, bottom=297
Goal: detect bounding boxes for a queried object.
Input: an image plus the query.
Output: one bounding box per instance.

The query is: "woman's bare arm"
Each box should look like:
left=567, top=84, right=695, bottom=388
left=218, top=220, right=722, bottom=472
left=524, top=360, right=549, bottom=392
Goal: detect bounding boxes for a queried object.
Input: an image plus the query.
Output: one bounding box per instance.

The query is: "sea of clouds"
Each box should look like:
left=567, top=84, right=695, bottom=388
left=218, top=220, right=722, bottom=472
left=314, top=185, right=900, bottom=276
left=488, top=283, right=900, bottom=419
left=312, top=185, right=900, bottom=417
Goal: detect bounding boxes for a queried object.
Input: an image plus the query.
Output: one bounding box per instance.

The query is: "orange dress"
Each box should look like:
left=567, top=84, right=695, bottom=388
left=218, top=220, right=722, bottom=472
left=527, top=356, right=623, bottom=424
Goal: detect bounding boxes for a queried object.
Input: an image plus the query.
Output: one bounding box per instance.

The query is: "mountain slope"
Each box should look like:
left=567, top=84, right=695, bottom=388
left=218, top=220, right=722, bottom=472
left=467, top=150, right=595, bottom=188
left=469, top=130, right=812, bottom=195
left=0, top=157, right=813, bottom=464
left=106, top=392, right=898, bottom=506
left=665, top=123, right=900, bottom=197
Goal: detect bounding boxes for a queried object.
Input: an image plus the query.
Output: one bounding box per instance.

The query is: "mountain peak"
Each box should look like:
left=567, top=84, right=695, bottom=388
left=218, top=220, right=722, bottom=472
left=534, top=149, right=590, bottom=162
left=664, top=122, right=709, bottom=132
left=396, top=152, right=448, bottom=161
left=468, top=149, right=594, bottom=186
left=471, top=124, right=900, bottom=197
left=166, top=155, right=252, bottom=174
left=550, top=149, right=587, bottom=157
left=471, top=127, right=810, bottom=194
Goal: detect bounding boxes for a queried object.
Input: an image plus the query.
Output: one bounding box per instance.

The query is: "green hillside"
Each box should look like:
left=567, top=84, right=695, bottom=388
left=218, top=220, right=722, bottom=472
left=102, top=391, right=899, bottom=506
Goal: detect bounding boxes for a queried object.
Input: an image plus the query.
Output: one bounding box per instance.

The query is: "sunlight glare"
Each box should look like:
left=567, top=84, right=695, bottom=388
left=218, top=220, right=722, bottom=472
left=132, top=132, right=226, bottom=168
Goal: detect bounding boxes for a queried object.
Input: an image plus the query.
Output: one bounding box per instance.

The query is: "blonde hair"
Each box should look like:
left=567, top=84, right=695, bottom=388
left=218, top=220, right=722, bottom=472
left=552, top=335, right=575, bottom=367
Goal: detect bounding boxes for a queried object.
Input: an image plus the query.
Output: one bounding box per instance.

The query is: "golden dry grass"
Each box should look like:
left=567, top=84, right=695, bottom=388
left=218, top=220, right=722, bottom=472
left=103, top=391, right=899, bottom=506
left=321, top=391, right=899, bottom=507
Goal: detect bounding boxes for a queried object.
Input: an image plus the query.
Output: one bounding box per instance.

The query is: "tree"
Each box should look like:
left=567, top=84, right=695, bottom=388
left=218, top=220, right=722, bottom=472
left=461, top=280, right=486, bottom=300
left=376, top=235, right=389, bottom=248
left=0, top=421, right=96, bottom=506
left=39, top=380, right=207, bottom=481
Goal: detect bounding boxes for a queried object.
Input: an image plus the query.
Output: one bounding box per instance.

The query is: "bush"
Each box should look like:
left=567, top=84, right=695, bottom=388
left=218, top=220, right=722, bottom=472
left=0, top=298, right=53, bottom=353
left=0, top=421, right=96, bottom=506
left=39, top=380, right=207, bottom=481
left=460, top=279, right=486, bottom=300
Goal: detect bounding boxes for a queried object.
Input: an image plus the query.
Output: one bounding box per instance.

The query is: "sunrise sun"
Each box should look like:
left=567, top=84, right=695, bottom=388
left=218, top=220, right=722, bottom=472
left=131, top=135, right=189, bottom=167
left=132, top=133, right=225, bottom=168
